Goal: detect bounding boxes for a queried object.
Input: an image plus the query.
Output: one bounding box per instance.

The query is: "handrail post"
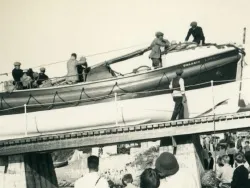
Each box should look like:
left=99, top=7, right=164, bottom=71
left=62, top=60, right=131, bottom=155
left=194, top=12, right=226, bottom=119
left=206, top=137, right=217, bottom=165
left=211, top=80, right=217, bottom=172
left=114, top=93, right=118, bottom=126
left=211, top=80, right=215, bottom=114
left=24, top=104, right=28, bottom=136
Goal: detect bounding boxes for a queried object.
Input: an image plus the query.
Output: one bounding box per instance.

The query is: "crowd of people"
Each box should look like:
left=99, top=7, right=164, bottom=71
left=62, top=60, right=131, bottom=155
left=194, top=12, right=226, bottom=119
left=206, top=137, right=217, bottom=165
left=10, top=20, right=204, bottom=90
left=201, top=133, right=250, bottom=188
left=12, top=62, right=49, bottom=90
left=74, top=152, right=199, bottom=188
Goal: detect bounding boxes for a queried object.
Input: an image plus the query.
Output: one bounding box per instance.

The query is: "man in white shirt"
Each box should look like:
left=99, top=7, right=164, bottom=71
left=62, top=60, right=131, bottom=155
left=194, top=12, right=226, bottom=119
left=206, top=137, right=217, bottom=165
left=74, top=155, right=109, bottom=188
left=169, top=69, right=185, bottom=120
left=216, top=155, right=234, bottom=187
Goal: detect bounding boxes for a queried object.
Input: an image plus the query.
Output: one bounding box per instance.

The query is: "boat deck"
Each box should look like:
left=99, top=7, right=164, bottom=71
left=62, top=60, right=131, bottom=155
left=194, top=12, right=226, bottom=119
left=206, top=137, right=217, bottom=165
left=0, top=111, right=250, bottom=156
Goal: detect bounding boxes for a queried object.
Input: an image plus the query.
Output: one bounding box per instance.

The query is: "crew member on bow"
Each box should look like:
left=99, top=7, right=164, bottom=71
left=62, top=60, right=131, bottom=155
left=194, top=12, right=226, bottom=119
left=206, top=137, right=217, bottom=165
left=149, top=32, right=170, bottom=69
left=185, top=21, right=205, bottom=45
left=12, top=62, right=24, bottom=89
left=77, top=56, right=89, bottom=82
left=37, top=67, right=49, bottom=85
left=169, top=69, right=186, bottom=120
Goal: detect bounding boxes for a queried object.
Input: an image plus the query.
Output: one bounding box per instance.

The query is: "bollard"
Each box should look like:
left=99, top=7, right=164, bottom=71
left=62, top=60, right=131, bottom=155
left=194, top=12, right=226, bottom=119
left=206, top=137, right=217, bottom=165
left=24, top=104, right=28, bottom=136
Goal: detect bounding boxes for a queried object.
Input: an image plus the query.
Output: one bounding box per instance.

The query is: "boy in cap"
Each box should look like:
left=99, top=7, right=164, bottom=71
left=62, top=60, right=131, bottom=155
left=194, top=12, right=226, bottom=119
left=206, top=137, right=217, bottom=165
left=185, top=21, right=205, bottom=45
left=12, top=62, right=24, bottom=89
left=155, top=152, right=198, bottom=188
left=149, top=32, right=170, bottom=69
left=169, top=68, right=186, bottom=120
left=37, top=67, right=49, bottom=86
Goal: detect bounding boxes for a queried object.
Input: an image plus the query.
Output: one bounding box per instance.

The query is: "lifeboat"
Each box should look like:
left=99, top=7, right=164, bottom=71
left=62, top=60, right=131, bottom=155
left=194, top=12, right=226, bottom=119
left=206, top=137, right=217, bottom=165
left=0, top=42, right=246, bottom=116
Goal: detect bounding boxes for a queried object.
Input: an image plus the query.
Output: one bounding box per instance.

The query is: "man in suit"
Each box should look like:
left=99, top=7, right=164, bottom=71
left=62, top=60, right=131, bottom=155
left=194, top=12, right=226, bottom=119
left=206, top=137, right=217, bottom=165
left=231, top=153, right=249, bottom=188
left=149, top=32, right=170, bottom=69
left=169, top=69, right=186, bottom=120
left=185, top=21, right=205, bottom=45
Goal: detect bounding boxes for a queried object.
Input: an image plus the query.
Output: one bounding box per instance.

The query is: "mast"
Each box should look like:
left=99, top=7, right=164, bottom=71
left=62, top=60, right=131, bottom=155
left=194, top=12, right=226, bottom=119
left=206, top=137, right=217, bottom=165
left=238, top=27, right=246, bottom=107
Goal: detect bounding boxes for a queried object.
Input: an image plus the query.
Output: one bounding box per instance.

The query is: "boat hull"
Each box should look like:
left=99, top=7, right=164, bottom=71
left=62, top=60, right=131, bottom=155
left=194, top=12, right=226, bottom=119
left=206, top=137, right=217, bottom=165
left=0, top=81, right=243, bottom=140
left=0, top=47, right=241, bottom=116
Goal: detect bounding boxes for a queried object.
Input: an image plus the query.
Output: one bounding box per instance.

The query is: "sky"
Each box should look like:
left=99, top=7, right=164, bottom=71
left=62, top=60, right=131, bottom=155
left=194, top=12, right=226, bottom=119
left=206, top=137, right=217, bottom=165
left=0, top=0, right=250, bottom=81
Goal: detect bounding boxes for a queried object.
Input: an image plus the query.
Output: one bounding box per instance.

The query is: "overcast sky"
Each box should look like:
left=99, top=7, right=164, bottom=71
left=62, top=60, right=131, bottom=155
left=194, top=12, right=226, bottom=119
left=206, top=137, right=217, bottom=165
left=0, top=0, right=249, bottom=80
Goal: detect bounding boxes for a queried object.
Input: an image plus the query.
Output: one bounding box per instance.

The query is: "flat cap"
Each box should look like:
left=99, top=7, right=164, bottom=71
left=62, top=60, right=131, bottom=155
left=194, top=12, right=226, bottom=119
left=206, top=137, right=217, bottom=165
left=40, top=67, right=46, bottom=71
left=155, top=31, right=164, bottom=37
left=190, top=21, right=197, bottom=27
left=14, top=62, right=21, bottom=66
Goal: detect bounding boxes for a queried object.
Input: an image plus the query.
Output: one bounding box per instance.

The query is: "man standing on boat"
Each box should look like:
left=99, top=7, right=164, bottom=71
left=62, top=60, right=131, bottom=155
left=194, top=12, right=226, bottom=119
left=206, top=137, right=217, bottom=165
left=149, top=32, right=170, bottom=69
left=169, top=69, right=186, bottom=120
left=12, top=62, right=24, bottom=89
left=185, top=21, right=205, bottom=45
left=66, top=53, right=88, bottom=84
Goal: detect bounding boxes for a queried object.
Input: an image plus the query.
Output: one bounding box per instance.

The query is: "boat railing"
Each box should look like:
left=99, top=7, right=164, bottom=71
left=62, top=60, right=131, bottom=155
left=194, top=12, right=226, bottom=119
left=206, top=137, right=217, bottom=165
left=1, top=77, right=249, bottom=138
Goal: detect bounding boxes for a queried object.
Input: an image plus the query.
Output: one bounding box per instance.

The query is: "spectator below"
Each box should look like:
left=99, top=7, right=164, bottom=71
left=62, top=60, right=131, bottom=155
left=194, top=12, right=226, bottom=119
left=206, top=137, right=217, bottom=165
left=201, top=170, right=219, bottom=188
left=122, top=174, right=136, bottom=188
left=74, top=155, right=109, bottom=188
left=140, top=168, right=160, bottom=188
left=231, top=153, right=249, bottom=188
left=227, top=142, right=237, bottom=167
left=244, top=141, right=250, bottom=153
left=216, top=155, right=234, bottom=187
left=155, top=152, right=198, bottom=188
left=207, top=152, right=214, bottom=170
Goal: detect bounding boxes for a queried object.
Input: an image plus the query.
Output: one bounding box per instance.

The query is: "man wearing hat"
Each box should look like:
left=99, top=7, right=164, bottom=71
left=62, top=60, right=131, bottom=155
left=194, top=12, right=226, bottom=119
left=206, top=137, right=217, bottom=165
left=169, top=69, right=186, bottom=120
left=37, top=67, right=49, bottom=86
left=12, top=62, right=24, bottom=89
left=149, top=32, right=170, bottom=69
left=185, top=21, right=205, bottom=45
left=155, top=152, right=198, bottom=188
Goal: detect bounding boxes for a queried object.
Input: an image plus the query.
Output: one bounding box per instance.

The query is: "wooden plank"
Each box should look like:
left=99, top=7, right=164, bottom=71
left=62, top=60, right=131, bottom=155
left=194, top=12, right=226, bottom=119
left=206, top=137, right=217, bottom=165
left=0, top=117, right=250, bottom=156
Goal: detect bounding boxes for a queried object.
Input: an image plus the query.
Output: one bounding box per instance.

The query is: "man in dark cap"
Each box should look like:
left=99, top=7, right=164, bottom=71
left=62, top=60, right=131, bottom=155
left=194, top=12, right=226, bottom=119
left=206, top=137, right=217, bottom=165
left=37, top=67, right=49, bottom=86
left=169, top=69, right=186, bottom=120
left=155, top=152, right=198, bottom=188
left=185, top=21, right=205, bottom=45
left=149, top=32, right=170, bottom=69
left=12, top=62, right=23, bottom=89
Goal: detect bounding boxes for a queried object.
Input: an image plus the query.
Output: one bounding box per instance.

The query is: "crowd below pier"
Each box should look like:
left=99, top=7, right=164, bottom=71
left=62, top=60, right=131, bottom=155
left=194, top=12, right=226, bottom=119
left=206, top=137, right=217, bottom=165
left=201, top=132, right=250, bottom=188
left=71, top=132, right=250, bottom=188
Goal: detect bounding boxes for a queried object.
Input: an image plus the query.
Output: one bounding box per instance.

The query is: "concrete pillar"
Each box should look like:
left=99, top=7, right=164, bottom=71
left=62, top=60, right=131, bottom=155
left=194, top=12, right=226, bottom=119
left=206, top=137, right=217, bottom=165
left=160, top=135, right=204, bottom=188
left=0, top=153, right=58, bottom=188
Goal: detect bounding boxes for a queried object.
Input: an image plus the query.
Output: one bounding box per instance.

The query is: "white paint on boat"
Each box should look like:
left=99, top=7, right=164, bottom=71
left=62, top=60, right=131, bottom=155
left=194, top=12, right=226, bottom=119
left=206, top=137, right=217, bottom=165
left=0, top=80, right=242, bottom=140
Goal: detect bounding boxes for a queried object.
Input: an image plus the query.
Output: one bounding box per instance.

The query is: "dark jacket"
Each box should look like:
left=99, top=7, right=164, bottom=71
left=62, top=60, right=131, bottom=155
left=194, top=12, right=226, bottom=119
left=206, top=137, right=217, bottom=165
left=37, top=73, right=49, bottom=85
left=12, top=69, right=23, bottom=82
left=208, top=157, right=214, bottom=170
left=231, top=165, right=249, bottom=188
left=185, top=26, right=205, bottom=45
